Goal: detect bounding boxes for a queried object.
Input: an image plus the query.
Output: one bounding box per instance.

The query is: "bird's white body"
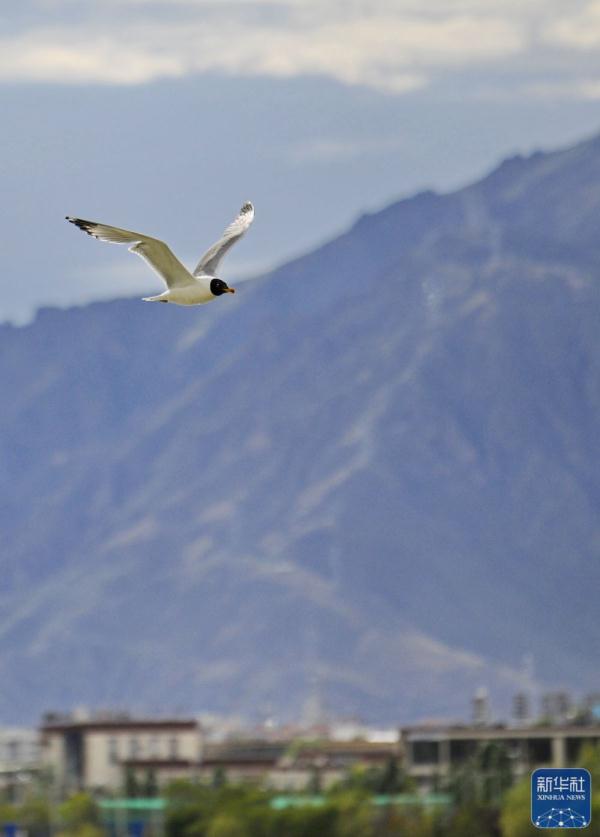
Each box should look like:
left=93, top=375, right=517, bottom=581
left=143, top=274, right=214, bottom=305
left=66, top=202, right=255, bottom=306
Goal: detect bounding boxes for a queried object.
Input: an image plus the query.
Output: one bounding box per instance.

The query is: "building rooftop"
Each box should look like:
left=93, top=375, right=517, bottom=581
left=41, top=713, right=198, bottom=733
left=401, top=722, right=600, bottom=739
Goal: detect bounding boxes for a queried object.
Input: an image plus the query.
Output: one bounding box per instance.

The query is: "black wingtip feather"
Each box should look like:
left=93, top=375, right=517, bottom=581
left=67, top=217, right=97, bottom=236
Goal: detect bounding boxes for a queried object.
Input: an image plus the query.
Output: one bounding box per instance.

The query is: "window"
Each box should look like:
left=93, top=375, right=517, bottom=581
left=412, top=740, right=440, bottom=765
left=148, top=736, right=160, bottom=757
left=129, top=737, right=141, bottom=759
left=6, top=741, right=20, bottom=762
left=449, top=739, right=477, bottom=764
left=108, top=738, right=119, bottom=765
left=168, top=736, right=179, bottom=759
left=528, top=738, right=551, bottom=764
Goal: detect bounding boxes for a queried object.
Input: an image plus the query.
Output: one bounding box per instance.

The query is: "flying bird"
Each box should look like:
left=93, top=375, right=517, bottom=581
left=66, top=202, right=255, bottom=305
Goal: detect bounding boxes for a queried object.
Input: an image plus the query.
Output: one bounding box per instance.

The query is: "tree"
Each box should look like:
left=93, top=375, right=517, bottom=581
left=444, top=802, right=499, bottom=837
left=211, top=767, right=227, bottom=790
left=124, top=767, right=140, bottom=798
left=58, top=793, right=100, bottom=828
left=371, top=805, right=438, bottom=837
left=328, top=788, right=372, bottom=837
left=144, top=769, right=159, bottom=798
left=307, top=768, right=322, bottom=795
left=165, top=781, right=272, bottom=837
left=271, top=804, right=338, bottom=837
left=206, top=813, right=249, bottom=837
left=56, top=792, right=103, bottom=837
left=334, top=758, right=411, bottom=796
left=579, top=742, right=600, bottom=784
left=0, top=802, right=18, bottom=826
left=448, top=742, right=512, bottom=807
left=375, top=758, right=404, bottom=794
left=18, top=795, right=52, bottom=837
left=501, top=778, right=546, bottom=837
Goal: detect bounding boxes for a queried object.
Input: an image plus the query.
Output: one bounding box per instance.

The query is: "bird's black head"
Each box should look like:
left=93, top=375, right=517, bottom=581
left=210, top=278, right=236, bottom=297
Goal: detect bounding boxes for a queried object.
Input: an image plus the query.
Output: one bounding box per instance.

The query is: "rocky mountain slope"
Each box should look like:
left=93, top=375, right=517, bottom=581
left=1, top=133, right=600, bottom=724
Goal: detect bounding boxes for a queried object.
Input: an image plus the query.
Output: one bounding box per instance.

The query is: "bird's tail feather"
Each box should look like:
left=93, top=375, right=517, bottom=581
left=142, top=295, right=167, bottom=303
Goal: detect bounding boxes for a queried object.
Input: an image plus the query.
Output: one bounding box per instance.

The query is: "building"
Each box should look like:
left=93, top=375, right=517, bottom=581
left=512, top=692, right=531, bottom=724
left=582, top=693, right=600, bottom=723
left=540, top=692, right=573, bottom=724
left=0, top=728, right=41, bottom=800
left=401, top=723, right=600, bottom=792
left=198, top=740, right=286, bottom=785
left=40, top=713, right=201, bottom=793
left=471, top=688, right=491, bottom=726
left=271, top=740, right=400, bottom=791
left=198, top=738, right=399, bottom=791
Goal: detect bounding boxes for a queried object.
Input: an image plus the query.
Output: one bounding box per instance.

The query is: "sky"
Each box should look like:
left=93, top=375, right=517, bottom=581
left=2, top=0, right=600, bottom=323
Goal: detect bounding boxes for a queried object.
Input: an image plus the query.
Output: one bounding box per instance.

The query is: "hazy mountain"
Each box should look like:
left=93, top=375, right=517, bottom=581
left=1, top=133, right=600, bottom=725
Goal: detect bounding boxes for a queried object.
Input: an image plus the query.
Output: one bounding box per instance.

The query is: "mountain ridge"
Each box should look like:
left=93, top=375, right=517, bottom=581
left=1, top=132, right=599, bottom=724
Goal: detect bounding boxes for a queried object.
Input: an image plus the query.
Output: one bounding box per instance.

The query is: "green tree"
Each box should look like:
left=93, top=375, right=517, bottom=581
left=334, top=758, right=411, bottom=796
left=501, top=778, right=545, bottom=837
left=0, top=801, right=18, bottom=826
left=59, top=825, right=104, bottom=837
left=19, top=795, right=52, bottom=837
left=307, top=768, right=322, bottom=795
left=444, top=802, right=499, bottom=837
left=165, top=781, right=215, bottom=837
left=334, top=765, right=383, bottom=794
left=449, top=742, right=512, bottom=807
left=270, top=805, right=337, bottom=837
left=56, top=792, right=102, bottom=837
left=329, top=788, right=372, bottom=837
left=580, top=743, right=600, bottom=784
left=206, top=813, right=249, bottom=837
left=165, top=782, right=272, bottom=837
left=59, top=793, right=100, bottom=828
left=371, top=804, right=438, bottom=837
left=375, top=757, right=404, bottom=794
left=211, top=768, right=227, bottom=790
left=144, top=769, right=159, bottom=798
left=124, top=767, right=140, bottom=798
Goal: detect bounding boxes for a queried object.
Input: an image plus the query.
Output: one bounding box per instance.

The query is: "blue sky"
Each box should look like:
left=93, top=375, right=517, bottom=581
left=2, top=0, right=600, bottom=323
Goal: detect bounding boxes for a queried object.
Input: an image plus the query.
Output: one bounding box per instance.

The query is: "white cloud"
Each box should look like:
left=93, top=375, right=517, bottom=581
left=0, top=32, right=184, bottom=84
left=544, top=1, right=600, bottom=49
left=0, top=1, right=598, bottom=98
left=0, top=5, right=526, bottom=91
left=523, top=78, right=600, bottom=100
left=288, top=136, right=407, bottom=163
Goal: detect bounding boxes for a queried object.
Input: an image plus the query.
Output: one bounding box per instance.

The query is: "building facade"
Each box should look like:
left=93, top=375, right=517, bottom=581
left=0, top=727, right=41, bottom=800
left=401, top=723, right=600, bottom=791
left=41, top=715, right=201, bottom=793
left=198, top=738, right=400, bottom=791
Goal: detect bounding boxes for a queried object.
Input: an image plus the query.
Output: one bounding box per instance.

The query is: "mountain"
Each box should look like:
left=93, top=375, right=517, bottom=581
left=1, top=133, right=600, bottom=725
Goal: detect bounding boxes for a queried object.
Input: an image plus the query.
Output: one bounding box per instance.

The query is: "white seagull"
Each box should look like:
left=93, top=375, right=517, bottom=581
left=66, top=202, right=254, bottom=305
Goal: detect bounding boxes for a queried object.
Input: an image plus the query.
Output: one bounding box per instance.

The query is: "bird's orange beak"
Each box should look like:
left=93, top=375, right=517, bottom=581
left=226, top=287, right=236, bottom=293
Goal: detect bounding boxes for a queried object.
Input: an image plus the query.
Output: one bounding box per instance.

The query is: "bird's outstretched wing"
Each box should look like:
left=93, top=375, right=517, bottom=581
left=193, top=202, right=254, bottom=277
left=66, top=217, right=195, bottom=289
